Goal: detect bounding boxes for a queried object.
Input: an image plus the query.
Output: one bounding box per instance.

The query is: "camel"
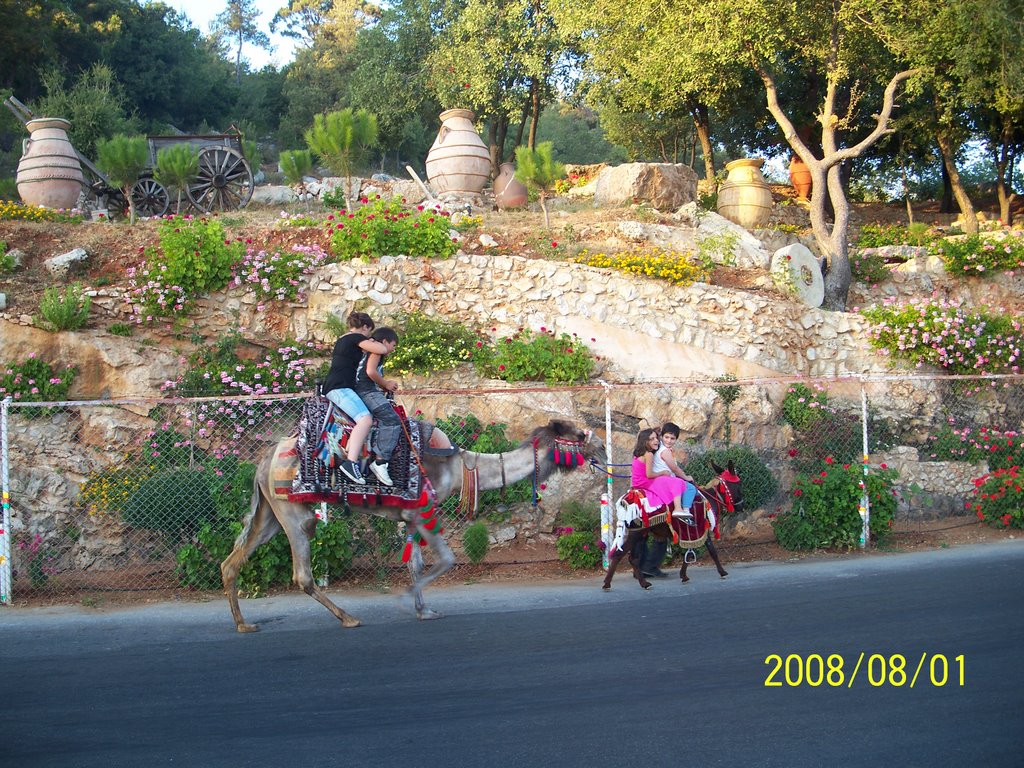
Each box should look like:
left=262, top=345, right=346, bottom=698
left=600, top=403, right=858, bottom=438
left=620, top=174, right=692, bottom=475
left=221, top=417, right=601, bottom=632
left=602, top=460, right=744, bottom=591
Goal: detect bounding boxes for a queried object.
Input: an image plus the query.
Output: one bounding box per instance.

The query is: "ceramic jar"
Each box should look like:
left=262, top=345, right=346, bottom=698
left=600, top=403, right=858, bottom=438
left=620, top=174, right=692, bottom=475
left=494, top=162, right=528, bottom=209
left=16, top=117, right=85, bottom=209
left=425, top=109, right=491, bottom=195
left=716, top=158, right=773, bottom=229
left=789, top=155, right=812, bottom=200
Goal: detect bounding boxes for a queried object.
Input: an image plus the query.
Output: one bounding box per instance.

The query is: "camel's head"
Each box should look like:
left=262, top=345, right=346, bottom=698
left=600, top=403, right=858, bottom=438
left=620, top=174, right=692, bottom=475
left=710, top=459, right=743, bottom=512
left=535, top=419, right=604, bottom=469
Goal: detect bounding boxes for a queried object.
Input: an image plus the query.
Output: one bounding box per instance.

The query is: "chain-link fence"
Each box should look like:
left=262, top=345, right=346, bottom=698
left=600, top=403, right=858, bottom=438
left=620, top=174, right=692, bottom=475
left=2, top=373, right=1018, bottom=604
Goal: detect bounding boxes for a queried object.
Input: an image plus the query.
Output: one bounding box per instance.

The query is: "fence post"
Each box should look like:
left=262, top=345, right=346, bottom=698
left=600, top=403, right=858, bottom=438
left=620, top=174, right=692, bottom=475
left=601, top=382, right=614, bottom=568
left=1, top=397, right=12, bottom=604
left=859, top=383, right=871, bottom=548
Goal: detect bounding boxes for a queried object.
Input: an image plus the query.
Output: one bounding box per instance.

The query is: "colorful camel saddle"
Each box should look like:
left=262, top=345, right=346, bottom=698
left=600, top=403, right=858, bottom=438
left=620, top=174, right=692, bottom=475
left=612, top=488, right=718, bottom=552
left=275, top=395, right=425, bottom=508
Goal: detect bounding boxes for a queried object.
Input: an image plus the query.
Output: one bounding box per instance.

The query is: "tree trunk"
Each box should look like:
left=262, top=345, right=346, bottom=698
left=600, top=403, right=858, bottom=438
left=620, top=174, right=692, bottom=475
left=689, top=101, right=716, bottom=181
left=935, top=128, right=977, bottom=235
left=994, top=117, right=1016, bottom=226
left=528, top=79, right=541, bottom=149
left=940, top=160, right=954, bottom=213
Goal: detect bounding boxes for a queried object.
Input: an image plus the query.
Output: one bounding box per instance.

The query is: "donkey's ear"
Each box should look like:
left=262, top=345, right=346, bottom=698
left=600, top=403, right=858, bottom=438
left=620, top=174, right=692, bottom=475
left=727, top=460, right=736, bottom=474
left=711, top=461, right=725, bottom=475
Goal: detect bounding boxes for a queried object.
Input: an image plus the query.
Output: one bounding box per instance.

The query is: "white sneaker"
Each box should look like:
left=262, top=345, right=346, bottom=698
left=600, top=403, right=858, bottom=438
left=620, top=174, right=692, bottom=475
left=370, top=460, right=394, bottom=487
left=673, top=507, right=694, bottom=522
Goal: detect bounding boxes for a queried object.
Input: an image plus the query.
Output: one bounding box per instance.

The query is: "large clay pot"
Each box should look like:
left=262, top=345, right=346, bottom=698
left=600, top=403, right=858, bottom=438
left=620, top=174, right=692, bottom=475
left=789, top=155, right=812, bottom=200
left=717, top=158, right=773, bottom=230
left=16, top=117, right=85, bottom=209
left=425, top=109, right=490, bottom=195
left=494, top=162, right=528, bottom=209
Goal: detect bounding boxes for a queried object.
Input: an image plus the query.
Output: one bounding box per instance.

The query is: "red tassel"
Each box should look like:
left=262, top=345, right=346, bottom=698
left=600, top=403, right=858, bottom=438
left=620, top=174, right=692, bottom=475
left=553, top=450, right=561, bottom=465
left=417, top=490, right=429, bottom=507
left=401, top=538, right=413, bottom=563
left=576, top=451, right=584, bottom=466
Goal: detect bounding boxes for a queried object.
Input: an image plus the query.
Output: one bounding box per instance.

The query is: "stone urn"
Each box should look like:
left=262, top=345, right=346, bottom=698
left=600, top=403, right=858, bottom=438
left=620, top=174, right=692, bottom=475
left=717, top=158, right=773, bottom=230
left=425, top=109, right=491, bottom=195
left=494, top=162, right=528, bottom=209
left=789, top=155, right=812, bottom=200
left=16, top=117, right=85, bottom=209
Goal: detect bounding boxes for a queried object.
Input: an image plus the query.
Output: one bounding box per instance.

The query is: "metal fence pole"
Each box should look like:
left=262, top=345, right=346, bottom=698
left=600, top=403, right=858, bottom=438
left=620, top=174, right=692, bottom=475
left=859, top=383, right=871, bottom=548
left=601, top=381, right=614, bottom=568
left=1, top=396, right=12, bottom=605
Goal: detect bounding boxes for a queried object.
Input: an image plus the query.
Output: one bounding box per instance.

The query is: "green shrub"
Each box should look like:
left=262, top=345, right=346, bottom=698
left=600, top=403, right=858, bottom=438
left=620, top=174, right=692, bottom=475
left=328, top=196, right=458, bottom=259
left=123, top=468, right=217, bottom=538
left=855, top=222, right=935, bottom=248
left=0, top=356, right=76, bottom=412
left=934, top=233, right=1024, bottom=276
left=773, top=460, right=897, bottom=550
left=781, top=383, right=829, bottom=431
left=109, top=322, right=134, bottom=336
left=556, top=530, right=603, bottom=569
left=232, top=243, right=329, bottom=302
left=128, top=215, right=243, bottom=320
left=922, top=424, right=1024, bottom=470
left=168, top=334, right=322, bottom=396
left=37, top=282, right=91, bottom=331
left=155, top=143, right=199, bottom=212
left=279, top=149, right=314, bottom=185
left=556, top=499, right=600, bottom=532
left=473, top=327, right=594, bottom=384
left=386, top=312, right=478, bottom=376
left=849, top=249, right=890, bottom=284
left=462, top=522, right=490, bottom=563
left=684, top=445, right=778, bottom=511
left=0, top=240, right=13, bottom=274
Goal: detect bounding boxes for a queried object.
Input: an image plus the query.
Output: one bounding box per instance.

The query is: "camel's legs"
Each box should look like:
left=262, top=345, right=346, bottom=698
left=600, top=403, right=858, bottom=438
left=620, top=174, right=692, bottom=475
left=273, top=499, right=362, bottom=629
left=402, top=520, right=455, bottom=619
left=221, top=485, right=283, bottom=633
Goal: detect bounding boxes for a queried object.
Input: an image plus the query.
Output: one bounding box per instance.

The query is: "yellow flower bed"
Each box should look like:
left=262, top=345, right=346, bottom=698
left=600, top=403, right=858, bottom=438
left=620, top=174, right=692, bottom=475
left=78, top=462, right=154, bottom=517
left=573, top=246, right=711, bottom=285
left=0, top=200, right=82, bottom=222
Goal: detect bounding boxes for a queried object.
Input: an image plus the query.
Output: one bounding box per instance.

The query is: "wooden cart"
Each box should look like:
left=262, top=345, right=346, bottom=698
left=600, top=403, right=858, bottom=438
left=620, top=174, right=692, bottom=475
left=4, top=96, right=254, bottom=217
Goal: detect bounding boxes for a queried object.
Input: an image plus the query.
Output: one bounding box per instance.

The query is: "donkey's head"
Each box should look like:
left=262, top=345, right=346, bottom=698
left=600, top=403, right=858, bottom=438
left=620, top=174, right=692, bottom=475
left=710, top=459, right=743, bottom=512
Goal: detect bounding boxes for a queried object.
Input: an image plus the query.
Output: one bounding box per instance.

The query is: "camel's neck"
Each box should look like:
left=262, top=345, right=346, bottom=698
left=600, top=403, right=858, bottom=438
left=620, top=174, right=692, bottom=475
left=464, top=442, right=546, bottom=493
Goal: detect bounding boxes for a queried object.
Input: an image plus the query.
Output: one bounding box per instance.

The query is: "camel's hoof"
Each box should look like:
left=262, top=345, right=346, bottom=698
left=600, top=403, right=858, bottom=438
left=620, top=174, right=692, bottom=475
left=236, top=623, right=260, bottom=633
left=417, top=609, right=444, bottom=621
left=342, top=617, right=362, bottom=628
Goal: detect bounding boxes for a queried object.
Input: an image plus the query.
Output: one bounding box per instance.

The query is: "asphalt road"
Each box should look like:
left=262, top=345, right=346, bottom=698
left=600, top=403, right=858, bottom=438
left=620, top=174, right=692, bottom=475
left=3, top=541, right=1023, bottom=768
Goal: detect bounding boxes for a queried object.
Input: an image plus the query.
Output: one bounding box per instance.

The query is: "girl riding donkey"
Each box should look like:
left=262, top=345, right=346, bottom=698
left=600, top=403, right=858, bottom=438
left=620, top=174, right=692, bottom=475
left=632, top=428, right=696, bottom=523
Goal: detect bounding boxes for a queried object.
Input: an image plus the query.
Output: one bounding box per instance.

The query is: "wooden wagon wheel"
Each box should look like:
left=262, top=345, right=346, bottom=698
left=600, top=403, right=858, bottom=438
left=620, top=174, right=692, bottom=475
left=187, top=147, right=253, bottom=212
left=130, top=177, right=170, bottom=218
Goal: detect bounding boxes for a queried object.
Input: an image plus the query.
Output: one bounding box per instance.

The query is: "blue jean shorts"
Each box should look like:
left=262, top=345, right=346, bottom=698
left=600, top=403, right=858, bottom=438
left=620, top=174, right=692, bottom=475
left=325, top=387, right=370, bottom=420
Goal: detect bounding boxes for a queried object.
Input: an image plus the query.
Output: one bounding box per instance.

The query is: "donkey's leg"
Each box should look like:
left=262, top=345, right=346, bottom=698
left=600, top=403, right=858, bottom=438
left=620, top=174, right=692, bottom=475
left=601, top=539, right=631, bottom=590
left=622, top=530, right=652, bottom=590
left=402, top=522, right=456, bottom=620
left=276, top=503, right=361, bottom=628
left=706, top=538, right=728, bottom=578
left=221, top=484, right=283, bottom=633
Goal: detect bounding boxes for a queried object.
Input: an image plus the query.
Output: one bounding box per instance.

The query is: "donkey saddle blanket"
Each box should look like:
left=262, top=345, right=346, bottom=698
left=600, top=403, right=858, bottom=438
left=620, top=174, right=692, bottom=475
left=611, top=488, right=717, bottom=553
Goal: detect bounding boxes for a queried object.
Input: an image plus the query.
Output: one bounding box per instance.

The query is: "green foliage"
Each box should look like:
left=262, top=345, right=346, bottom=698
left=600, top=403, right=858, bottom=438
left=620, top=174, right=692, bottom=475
left=172, top=334, right=320, bottom=397
left=242, top=139, right=261, bottom=168
left=934, top=234, right=1024, bottom=276
left=473, top=328, right=594, bottom=384
left=533, top=102, right=630, bottom=165
left=684, top=446, right=778, bottom=511
left=328, top=196, right=457, bottom=259
left=514, top=142, right=565, bottom=229
left=36, top=64, right=136, bottom=159
left=279, top=149, right=314, bottom=184
left=861, top=298, right=1024, bottom=374
left=462, top=522, right=490, bottom=563
left=556, top=530, right=603, bottom=569
left=232, top=243, right=329, bottom=302
left=921, top=425, right=1024, bottom=470
left=556, top=499, right=601, bottom=532
left=155, top=144, right=200, bottom=210
left=109, top=323, right=134, bottom=337
left=386, top=312, right=478, bottom=376
left=305, top=108, right=378, bottom=209
left=849, top=250, right=890, bottom=284
left=773, top=461, right=898, bottom=551
left=37, top=282, right=91, bottom=331
left=968, top=466, right=1024, bottom=530
left=855, top=223, right=936, bottom=248
left=0, top=356, right=76, bottom=413
left=321, top=185, right=348, bottom=209
left=782, top=384, right=829, bottom=431
left=0, top=240, right=13, bottom=275
left=96, top=134, right=149, bottom=189
left=130, top=215, right=243, bottom=320
left=123, top=468, right=216, bottom=538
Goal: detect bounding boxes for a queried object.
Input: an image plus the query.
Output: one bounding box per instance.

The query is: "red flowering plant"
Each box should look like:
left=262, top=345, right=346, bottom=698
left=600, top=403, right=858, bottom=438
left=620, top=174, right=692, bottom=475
left=773, top=457, right=899, bottom=551
left=471, top=326, right=594, bottom=384
left=968, top=467, right=1024, bottom=529
left=554, top=501, right=603, bottom=569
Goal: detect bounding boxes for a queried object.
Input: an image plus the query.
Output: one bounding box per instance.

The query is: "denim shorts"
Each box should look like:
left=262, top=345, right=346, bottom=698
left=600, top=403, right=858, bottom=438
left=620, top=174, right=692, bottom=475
left=325, top=387, right=370, bottom=420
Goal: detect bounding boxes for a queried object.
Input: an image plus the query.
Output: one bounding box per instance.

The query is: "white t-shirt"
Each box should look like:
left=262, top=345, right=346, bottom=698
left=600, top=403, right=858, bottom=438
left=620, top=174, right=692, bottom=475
left=652, top=442, right=673, bottom=475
